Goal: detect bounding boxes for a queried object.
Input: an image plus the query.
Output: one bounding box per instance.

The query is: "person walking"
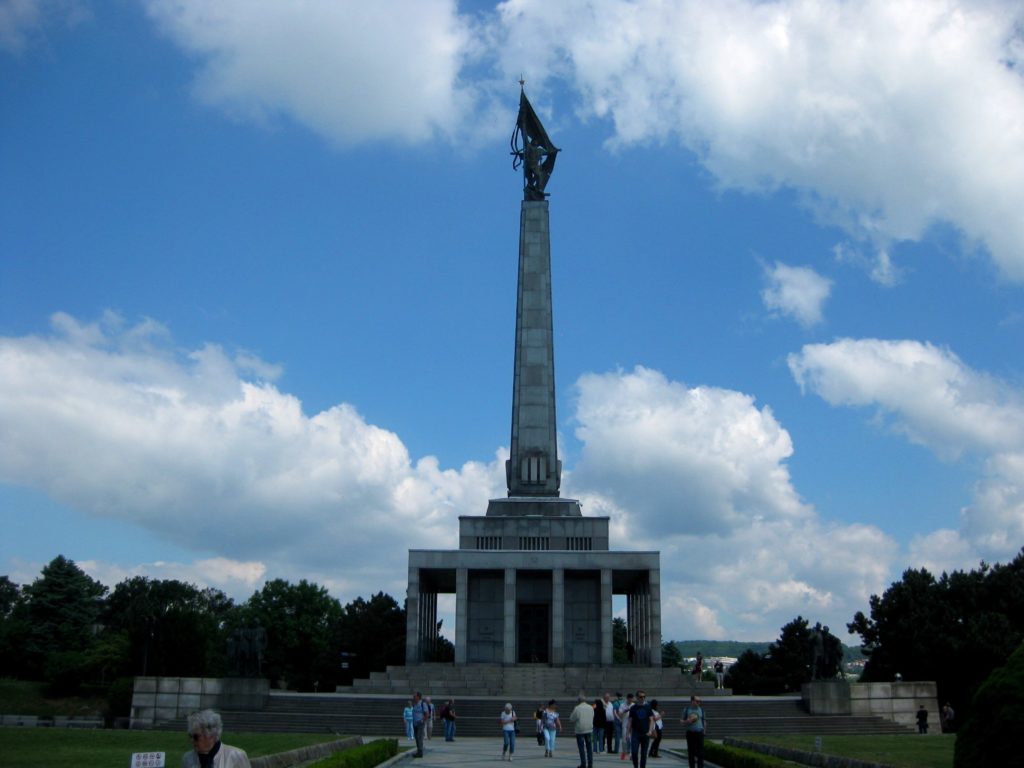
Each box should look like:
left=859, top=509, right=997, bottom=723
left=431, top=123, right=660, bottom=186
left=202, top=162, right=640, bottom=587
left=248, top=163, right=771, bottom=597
left=534, top=703, right=546, bottom=746
left=541, top=699, right=562, bottom=757
left=592, top=697, right=606, bottom=755
left=411, top=691, right=429, bottom=759
left=402, top=700, right=414, bottom=741
left=648, top=699, right=663, bottom=758
left=624, top=690, right=655, bottom=768
left=570, top=695, right=595, bottom=768
left=681, top=695, right=706, bottom=768
left=500, top=702, right=518, bottom=761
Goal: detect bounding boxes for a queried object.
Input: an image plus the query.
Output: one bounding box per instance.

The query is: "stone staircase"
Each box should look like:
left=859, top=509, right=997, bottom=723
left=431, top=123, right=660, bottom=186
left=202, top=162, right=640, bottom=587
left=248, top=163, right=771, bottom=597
left=336, top=663, right=718, bottom=698
left=155, top=694, right=913, bottom=740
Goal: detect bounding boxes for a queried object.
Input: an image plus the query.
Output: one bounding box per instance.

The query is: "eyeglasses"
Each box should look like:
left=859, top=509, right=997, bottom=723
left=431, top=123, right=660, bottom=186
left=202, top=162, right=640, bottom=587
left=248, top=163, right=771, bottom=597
left=190, top=732, right=208, bottom=741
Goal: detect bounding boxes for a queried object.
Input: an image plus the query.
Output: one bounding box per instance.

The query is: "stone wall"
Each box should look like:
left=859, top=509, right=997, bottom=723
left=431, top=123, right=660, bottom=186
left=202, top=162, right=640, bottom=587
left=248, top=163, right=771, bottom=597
left=803, top=680, right=939, bottom=731
left=130, top=677, right=269, bottom=730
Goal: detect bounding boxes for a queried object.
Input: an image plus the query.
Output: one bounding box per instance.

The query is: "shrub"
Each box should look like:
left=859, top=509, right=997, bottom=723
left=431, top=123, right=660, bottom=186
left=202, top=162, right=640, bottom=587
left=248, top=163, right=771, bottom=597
left=309, top=738, right=398, bottom=768
left=705, top=741, right=795, bottom=768
left=954, top=641, right=1024, bottom=767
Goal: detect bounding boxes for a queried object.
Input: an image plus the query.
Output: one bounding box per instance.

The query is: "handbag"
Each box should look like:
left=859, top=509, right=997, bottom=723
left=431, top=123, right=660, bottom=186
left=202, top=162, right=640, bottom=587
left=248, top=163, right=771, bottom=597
left=513, top=711, right=521, bottom=734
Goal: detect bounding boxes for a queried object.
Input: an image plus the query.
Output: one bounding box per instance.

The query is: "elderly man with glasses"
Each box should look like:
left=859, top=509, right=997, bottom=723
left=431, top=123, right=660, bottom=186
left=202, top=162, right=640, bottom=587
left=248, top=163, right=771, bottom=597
left=183, top=710, right=251, bottom=768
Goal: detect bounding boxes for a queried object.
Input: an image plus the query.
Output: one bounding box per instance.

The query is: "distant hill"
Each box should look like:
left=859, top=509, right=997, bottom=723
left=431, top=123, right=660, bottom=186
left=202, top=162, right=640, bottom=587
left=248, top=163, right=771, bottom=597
left=671, top=640, right=865, bottom=663
left=672, top=640, right=771, bottom=659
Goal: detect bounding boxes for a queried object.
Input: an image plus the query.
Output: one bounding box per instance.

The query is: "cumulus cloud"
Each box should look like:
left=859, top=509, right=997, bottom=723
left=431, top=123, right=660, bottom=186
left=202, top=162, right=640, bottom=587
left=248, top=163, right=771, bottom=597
left=494, top=0, right=1024, bottom=280
left=789, top=338, right=1024, bottom=560
left=566, top=366, right=897, bottom=639
left=0, top=317, right=907, bottom=638
left=761, top=261, right=833, bottom=326
left=143, top=0, right=484, bottom=146
left=0, top=312, right=505, bottom=602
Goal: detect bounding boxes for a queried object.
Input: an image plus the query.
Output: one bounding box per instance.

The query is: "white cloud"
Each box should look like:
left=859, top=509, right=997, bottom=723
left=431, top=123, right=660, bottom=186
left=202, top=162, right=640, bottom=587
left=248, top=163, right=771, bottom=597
left=0, top=0, right=87, bottom=54
left=143, top=0, right=484, bottom=146
left=0, top=312, right=505, bottom=603
left=789, top=338, right=1024, bottom=560
left=566, top=366, right=897, bottom=639
left=761, top=261, right=833, bottom=326
left=494, top=0, right=1024, bottom=280
left=0, top=318, right=905, bottom=639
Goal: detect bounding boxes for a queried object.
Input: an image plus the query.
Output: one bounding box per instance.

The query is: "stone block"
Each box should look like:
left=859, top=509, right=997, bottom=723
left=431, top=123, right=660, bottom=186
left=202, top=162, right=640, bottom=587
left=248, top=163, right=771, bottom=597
left=180, top=678, right=203, bottom=694
left=157, top=678, right=181, bottom=693
left=134, top=677, right=158, bottom=694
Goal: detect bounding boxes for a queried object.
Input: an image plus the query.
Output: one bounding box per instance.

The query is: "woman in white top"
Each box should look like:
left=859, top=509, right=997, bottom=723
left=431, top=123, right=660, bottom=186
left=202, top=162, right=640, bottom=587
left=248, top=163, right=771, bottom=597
left=500, top=702, right=518, bottom=761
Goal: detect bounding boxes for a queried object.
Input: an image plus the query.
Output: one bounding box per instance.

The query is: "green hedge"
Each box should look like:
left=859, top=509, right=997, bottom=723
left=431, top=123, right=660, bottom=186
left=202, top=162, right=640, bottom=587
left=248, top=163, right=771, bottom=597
left=954, top=642, right=1024, bottom=767
left=705, top=741, right=796, bottom=768
left=309, top=739, right=399, bottom=768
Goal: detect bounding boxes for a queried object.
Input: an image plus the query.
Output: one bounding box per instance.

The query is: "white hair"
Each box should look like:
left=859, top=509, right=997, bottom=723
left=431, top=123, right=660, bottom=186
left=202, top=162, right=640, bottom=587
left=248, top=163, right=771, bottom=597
left=187, top=710, right=223, bottom=740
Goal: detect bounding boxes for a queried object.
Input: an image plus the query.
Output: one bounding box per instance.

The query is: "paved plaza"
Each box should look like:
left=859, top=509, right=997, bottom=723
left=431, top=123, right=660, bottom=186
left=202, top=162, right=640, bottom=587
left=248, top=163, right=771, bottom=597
left=380, top=736, right=699, bottom=767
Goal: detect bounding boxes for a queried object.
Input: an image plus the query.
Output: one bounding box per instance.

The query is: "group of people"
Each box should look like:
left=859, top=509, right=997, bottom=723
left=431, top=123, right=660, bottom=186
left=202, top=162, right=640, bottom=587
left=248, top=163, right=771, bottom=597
left=401, top=694, right=459, bottom=757
left=525, top=692, right=706, bottom=768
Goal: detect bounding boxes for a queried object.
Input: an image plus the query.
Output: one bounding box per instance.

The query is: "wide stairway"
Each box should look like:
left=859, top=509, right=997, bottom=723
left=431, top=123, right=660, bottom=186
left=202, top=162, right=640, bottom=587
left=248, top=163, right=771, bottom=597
left=336, top=664, right=716, bottom=698
left=196, top=694, right=913, bottom=739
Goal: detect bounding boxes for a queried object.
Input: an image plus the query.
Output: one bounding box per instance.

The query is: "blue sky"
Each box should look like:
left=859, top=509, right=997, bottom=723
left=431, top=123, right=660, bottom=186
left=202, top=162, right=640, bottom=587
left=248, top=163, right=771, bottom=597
left=2, top=0, right=1023, bottom=642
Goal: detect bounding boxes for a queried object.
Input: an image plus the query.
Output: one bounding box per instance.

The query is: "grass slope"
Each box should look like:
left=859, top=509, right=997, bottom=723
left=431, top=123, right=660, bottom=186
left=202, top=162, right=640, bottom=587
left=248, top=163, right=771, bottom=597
left=741, top=734, right=954, bottom=768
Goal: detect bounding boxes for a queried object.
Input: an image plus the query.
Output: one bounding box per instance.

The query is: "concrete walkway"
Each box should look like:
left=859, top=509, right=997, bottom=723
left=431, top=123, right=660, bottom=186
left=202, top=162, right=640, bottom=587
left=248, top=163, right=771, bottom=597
left=384, top=737, right=697, bottom=767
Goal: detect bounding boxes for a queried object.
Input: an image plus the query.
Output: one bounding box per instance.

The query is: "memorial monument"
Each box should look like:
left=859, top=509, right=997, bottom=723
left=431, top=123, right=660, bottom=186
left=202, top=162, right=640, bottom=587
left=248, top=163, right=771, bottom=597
left=405, top=88, right=662, bottom=667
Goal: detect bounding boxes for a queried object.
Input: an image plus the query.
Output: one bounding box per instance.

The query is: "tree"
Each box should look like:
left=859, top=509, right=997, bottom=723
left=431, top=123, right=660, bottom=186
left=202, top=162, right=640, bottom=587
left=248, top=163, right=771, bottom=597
left=661, top=640, right=683, bottom=669
left=19, top=556, right=107, bottom=684
left=0, top=576, right=25, bottom=678
left=954, top=641, right=1024, bottom=767
left=848, top=550, right=1024, bottom=716
left=612, top=617, right=628, bottom=664
left=238, top=579, right=343, bottom=691
left=102, top=576, right=234, bottom=678
left=335, top=592, right=406, bottom=685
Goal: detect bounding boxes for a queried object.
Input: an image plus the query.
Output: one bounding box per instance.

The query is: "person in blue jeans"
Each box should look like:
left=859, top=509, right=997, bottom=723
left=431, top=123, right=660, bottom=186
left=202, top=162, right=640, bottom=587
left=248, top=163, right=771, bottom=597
left=500, top=703, right=517, bottom=761
left=411, top=692, right=429, bottom=758
left=442, top=699, right=457, bottom=741
left=542, top=700, right=562, bottom=757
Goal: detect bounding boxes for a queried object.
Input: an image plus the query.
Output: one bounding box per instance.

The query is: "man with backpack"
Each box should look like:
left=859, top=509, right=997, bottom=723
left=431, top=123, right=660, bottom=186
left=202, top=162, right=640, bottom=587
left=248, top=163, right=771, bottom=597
left=681, top=695, right=706, bottom=768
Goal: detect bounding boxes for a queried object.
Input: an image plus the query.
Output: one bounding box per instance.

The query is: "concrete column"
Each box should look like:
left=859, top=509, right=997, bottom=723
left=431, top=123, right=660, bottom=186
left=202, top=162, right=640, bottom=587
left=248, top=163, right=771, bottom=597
left=600, top=569, right=613, bottom=665
left=649, top=569, right=662, bottom=666
left=552, top=568, right=564, bottom=665
left=405, top=566, right=421, bottom=665
left=455, top=567, right=468, bottom=665
left=626, top=593, right=635, bottom=659
left=504, top=568, right=517, bottom=665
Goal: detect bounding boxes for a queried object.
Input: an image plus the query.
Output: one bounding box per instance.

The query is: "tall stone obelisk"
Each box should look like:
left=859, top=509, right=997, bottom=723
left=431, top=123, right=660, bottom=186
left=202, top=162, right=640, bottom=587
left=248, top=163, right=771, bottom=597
left=487, top=88, right=581, bottom=518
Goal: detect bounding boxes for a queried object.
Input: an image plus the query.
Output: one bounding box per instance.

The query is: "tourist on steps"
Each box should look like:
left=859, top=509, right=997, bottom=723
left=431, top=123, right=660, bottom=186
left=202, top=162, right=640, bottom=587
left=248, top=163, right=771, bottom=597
left=541, top=699, right=562, bottom=757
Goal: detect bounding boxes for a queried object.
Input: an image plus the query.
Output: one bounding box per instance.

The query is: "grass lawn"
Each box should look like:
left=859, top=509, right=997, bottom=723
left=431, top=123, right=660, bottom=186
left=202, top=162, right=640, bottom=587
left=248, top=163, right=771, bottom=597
left=0, top=678, right=107, bottom=717
left=739, top=733, right=954, bottom=768
left=0, top=729, right=343, bottom=768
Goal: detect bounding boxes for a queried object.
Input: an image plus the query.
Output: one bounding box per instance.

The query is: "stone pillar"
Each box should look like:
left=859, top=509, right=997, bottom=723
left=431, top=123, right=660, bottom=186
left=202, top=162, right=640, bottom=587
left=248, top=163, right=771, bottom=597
left=455, top=567, right=468, bottom=665
left=504, top=568, right=517, bottom=665
left=406, top=566, right=421, bottom=664
left=649, top=569, right=662, bottom=666
left=552, top=568, right=565, bottom=665
left=600, top=568, right=613, bottom=665
left=506, top=200, right=561, bottom=496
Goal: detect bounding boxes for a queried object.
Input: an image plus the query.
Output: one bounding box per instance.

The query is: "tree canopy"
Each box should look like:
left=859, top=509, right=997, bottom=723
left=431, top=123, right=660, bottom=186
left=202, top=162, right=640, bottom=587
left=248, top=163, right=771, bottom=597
left=848, top=549, right=1024, bottom=714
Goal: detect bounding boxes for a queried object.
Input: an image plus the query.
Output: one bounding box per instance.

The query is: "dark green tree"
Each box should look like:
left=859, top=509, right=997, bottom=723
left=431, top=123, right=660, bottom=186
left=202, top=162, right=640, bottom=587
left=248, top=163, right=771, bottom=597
left=612, top=617, right=628, bottom=664
left=723, top=648, right=770, bottom=695
left=335, top=592, right=405, bottom=685
left=848, top=550, right=1024, bottom=715
left=0, top=576, right=25, bottom=677
left=238, top=578, right=343, bottom=691
left=661, top=640, right=683, bottom=668
left=954, top=641, right=1024, bottom=767
left=101, top=577, right=234, bottom=678
left=19, top=556, right=107, bottom=684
